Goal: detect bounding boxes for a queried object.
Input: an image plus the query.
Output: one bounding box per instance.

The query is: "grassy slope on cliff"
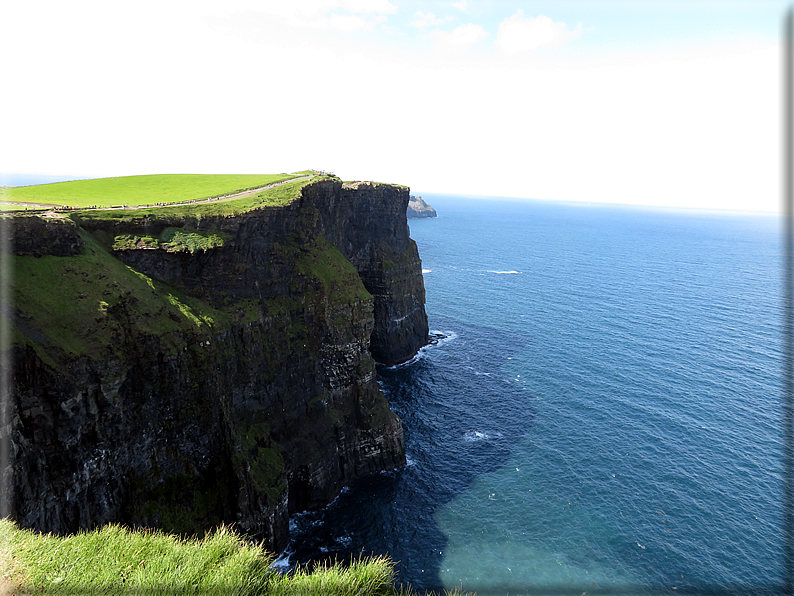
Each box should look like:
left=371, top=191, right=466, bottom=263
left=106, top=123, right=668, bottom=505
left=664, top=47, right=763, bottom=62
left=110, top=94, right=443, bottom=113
left=12, top=229, right=228, bottom=365
left=12, top=175, right=343, bottom=363
left=0, top=173, right=314, bottom=208
left=0, top=519, right=448, bottom=596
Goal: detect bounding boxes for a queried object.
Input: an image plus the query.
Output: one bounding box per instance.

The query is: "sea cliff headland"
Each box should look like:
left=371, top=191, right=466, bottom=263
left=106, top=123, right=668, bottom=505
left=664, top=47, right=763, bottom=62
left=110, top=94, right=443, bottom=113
left=406, top=196, right=437, bottom=219
left=4, top=173, right=428, bottom=551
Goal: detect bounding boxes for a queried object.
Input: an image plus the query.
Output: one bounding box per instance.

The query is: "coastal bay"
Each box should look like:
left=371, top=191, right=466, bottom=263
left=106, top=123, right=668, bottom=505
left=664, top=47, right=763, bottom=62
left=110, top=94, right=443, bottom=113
left=284, top=194, right=784, bottom=594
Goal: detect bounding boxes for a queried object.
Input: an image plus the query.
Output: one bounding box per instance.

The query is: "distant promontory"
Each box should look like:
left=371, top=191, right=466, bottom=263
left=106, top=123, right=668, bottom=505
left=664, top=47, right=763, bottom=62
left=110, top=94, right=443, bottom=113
left=406, top=195, right=437, bottom=218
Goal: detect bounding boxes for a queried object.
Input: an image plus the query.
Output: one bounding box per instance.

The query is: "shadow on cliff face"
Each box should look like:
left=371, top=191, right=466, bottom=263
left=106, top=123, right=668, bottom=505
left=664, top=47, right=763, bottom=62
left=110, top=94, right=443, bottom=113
left=283, top=317, right=535, bottom=593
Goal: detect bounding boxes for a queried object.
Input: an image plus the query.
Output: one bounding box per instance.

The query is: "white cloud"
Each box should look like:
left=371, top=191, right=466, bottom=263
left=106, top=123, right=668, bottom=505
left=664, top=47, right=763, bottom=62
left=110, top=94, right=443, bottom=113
left=328, top=13, right=371, bottom=31
left=431, top=23, right=487, bottom=50
left=0, top=2, right=778, bottom=213
left=341, top=0, right=396, bottom=13
left=496, top=12, right=581, bottom=53
left=411, top=11, right=454, bottom=29
left=197, top=0, right=395, bottom=29
left=254, top=0, right=396, bottom=17
left=281, top=1, right=393, bottom=31
left=452, top=0, right=467, bottom=12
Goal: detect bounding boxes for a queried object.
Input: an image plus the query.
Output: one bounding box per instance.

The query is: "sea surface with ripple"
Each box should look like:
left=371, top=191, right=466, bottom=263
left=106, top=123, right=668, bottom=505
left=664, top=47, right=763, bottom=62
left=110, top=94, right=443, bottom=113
left=280, top=194, right=784, bottom=595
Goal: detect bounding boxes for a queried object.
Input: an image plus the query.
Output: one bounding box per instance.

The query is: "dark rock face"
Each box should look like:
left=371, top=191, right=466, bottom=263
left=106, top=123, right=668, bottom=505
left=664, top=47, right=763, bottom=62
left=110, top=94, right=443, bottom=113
left=406, top=195, right=437, bottom=219
left=5, top=179, right=427, bottom=551
left=12, top=214, right=83, bottom=256
left=306, top=181, right=429, bottom=365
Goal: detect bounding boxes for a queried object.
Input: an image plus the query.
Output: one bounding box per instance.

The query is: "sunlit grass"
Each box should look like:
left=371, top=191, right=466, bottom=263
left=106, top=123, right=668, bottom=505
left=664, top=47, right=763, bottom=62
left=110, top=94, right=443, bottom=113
left=12, top=231, right=228, bottom=361
left=1, top=519, right=270, bottom=595
left=73, top=177, right=323, bottom=221
left=0, top=173, right=310, bottom=208
left=0, top=519, right=473, bottom=595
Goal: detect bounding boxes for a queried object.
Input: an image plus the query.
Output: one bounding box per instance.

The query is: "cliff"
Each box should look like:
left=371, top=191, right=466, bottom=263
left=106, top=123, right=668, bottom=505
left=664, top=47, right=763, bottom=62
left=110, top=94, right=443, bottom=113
left=4, top=178, right=428, bottom=551
left=406, top=196, right=437, bottom=219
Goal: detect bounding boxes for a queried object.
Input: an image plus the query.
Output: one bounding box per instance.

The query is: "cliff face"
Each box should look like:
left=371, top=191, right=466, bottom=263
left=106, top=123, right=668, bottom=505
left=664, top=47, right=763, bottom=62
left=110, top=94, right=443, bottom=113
left=305, top=181, right=428, bottom=365
left=5, top=178, right=428, bottom=551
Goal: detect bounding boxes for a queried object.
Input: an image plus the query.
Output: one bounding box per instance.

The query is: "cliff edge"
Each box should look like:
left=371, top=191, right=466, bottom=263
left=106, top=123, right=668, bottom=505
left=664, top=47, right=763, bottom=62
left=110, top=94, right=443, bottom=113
left=4, top=177, right=428, bottom=551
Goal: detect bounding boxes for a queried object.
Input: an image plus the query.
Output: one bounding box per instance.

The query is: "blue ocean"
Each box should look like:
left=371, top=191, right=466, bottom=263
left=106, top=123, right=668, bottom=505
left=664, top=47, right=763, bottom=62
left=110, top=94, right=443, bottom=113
left=280, top=194, right=785, bottom=595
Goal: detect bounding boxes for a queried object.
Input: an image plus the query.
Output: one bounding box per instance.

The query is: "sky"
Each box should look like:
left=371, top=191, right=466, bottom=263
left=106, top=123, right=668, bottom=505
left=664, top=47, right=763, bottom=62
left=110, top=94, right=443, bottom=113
left=1, top=1, right=789, bottom=212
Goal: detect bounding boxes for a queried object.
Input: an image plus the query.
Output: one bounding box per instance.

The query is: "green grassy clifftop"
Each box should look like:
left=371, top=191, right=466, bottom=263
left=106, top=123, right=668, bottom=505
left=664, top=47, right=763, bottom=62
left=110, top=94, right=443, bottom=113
left=0, top=172, right=315, bottom=210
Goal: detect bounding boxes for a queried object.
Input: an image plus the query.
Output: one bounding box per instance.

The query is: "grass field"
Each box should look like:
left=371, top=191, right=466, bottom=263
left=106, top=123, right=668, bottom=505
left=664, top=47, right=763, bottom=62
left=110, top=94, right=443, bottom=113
left=0, top=172, right=315, bottom=209
left=72, top=176, right=318, bottom=221
left=0, top=519, right=468, bottom=595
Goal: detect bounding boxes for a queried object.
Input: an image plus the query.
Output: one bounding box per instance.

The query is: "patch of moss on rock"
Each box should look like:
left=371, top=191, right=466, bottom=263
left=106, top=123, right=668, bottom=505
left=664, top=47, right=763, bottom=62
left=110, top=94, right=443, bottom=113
left=159, top=227, right=228, bottom=253
left=112, top=234, right=160, bottom=251
left=284, top=236, right=373, bottom=305
left=233, top=421, right=286, bottom=507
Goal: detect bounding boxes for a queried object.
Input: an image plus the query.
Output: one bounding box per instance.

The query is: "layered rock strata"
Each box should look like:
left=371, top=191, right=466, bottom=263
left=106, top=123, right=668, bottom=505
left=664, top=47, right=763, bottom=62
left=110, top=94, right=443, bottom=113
left=4, top=178, right=428, bottom=551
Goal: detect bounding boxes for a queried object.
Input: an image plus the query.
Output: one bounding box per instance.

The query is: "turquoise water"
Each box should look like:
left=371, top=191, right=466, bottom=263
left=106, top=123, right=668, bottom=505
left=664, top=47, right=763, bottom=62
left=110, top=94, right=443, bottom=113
left=283, top=195, right=785, bottom=594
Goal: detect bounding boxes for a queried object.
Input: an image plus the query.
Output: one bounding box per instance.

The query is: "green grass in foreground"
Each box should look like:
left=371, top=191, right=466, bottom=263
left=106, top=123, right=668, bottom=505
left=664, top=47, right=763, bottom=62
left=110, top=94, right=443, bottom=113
left=0, top=519, right=470, bottom=595
left=0, top=173, right=312, bottom=208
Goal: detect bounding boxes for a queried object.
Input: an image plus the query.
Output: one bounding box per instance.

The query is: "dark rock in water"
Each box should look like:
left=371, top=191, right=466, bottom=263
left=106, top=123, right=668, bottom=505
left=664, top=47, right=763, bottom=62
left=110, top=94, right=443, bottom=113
left=4, top=178, right=428, bottom=552
left=406, top=196, right=437, bottom=219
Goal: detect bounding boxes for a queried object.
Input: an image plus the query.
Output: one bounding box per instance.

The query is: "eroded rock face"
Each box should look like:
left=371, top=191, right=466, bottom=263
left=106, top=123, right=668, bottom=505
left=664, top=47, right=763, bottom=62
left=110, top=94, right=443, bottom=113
left=307, top=180, right=429, bottom=366
left=5, top=179, right=427, bottom=551
left=11, top=214, right=83, bottom=257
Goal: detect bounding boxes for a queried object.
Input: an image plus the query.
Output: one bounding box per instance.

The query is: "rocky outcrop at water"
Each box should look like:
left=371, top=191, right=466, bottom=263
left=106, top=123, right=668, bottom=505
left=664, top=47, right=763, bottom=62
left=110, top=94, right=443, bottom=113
left=406, top=196, right=437, bottom=219
left=4, top=178, right=428, bottom=551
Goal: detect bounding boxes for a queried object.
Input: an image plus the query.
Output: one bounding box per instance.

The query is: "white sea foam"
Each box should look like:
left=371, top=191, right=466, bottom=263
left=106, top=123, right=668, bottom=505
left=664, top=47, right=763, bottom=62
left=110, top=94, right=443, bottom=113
left=486, top=270, right=521, bottom=274
left=289, top=510, right=324, bottom=536
left=385, top=331, right=457, bottom=369
left=463, top=430, right=490, bottom=442
left=386, top=350, right=424, bottom=370
left=335, top=535, right=353, bottom=547
left=422, top=268, right=432, bottom=273
left=270, top=550, right=292, bottom=571
left=430, top=330, right=457, bottom=346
